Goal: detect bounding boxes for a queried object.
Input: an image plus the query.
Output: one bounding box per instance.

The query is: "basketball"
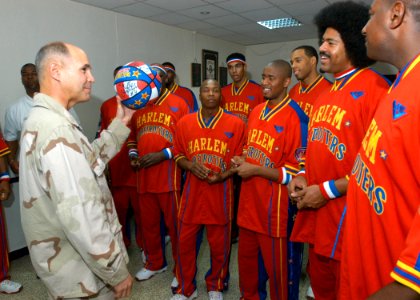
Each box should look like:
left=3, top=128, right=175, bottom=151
left=114, top=61, right=162, bottom=109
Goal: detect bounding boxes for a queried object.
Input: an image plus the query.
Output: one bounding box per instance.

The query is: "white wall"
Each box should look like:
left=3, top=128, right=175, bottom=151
left=246, top=38, right=320, bottom=84
left=1, top=0, right=244, bottom=251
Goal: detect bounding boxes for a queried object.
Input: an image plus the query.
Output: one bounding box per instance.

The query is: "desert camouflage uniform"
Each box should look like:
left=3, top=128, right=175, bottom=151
left=19, top=93, right=130, bottom=299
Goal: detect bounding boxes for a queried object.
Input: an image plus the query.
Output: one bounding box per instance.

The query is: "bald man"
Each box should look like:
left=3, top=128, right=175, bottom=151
left=19, top=42, right=134, bottom=299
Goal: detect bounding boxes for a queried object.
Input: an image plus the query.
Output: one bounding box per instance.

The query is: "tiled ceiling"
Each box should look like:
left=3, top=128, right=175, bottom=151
left=70, top=0, right=372, bottom=45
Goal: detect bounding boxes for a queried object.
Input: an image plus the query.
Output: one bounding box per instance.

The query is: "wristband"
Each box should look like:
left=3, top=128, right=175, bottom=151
left=162, top=148, right=172, bottom=160
left=297, top=169, right=306, bottom=177
left=280, top=167, right=292, bottom=185
left=128, top=149, right=138, bottom=159
left=0, top=172, right=10, bottom=182
left=319, top=180, right=341, bottom=200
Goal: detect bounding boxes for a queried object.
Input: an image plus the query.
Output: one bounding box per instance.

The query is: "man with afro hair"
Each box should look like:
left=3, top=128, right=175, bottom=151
left=289, top=2, right=391, bottom=299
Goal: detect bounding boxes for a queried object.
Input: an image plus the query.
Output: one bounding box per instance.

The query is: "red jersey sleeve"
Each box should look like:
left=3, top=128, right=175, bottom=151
left=276, top=101, right=308, bottom=185
left=391, top=208, right=420, bottom=293
left=0, top=133, right=10, bottom=157
left=172, top=115, right=189, bottom=162
left=127, top=111, right=138, bottom=149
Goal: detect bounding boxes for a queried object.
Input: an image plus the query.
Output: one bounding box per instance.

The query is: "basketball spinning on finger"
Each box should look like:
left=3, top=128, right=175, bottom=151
left=114, top=61, right=162, bottom=110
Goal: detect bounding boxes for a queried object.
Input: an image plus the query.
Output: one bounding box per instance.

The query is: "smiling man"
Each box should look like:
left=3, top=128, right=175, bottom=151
left=19, top=42, right=134, bottom=299
left=288, top=2, right=391, bottom=299
left=234, top=59, right=308, bottom=300
left=289, top=44, right=332, bottom=300
left=289, top=45, right=332, bottom=119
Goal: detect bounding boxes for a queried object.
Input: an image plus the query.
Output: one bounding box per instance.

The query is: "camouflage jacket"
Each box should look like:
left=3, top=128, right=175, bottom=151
left=19, top=93, right=130, bottom=298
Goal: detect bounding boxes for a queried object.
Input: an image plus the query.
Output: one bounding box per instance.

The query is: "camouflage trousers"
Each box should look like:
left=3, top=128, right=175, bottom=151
left=47, top=286, right=114, bottom=300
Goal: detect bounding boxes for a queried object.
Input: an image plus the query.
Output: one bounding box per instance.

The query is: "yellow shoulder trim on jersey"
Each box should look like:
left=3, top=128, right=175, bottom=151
left=396, top=260, right=420, bottom=278
left=391, top=272, right=420, bottom=294
left=0, top=149, right=11, bottom=157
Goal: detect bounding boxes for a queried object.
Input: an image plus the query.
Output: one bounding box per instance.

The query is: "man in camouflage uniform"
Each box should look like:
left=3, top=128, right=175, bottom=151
left=19, top=42, right=134, bottom=299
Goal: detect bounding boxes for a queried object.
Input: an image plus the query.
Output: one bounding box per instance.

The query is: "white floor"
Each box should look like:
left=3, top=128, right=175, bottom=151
left=3, top=237, right=310, bottom=299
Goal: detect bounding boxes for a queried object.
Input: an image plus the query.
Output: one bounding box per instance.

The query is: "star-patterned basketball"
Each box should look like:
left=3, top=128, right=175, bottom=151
left=114, top=61, right=162, bottom=109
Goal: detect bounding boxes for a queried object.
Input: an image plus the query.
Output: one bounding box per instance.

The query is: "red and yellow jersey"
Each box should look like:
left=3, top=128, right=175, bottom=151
left=289, top=75, right=332, bottom=118
left=128, top=89, right=190, bottom=193
left=221, top=79, right=265, bottom=123
left=291, top=68, right=390, bottom=259
left=169, top=83, right=198, bottom=112
left=341, top=55, right=420, bottom=298
left=0, top=133, right=10, bottom=157
left=99, top=96, right=136, bottom=187
left=237, top=96, right=308, bottom=238
left=173, top=108, right=246, bottom=225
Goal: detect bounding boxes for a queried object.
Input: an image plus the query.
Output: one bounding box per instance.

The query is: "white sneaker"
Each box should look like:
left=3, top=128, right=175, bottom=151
left=171, top=276, right=179, bottom=288
left=170, top=295, right=188, bottom=300
left=170, top=289, right=197, bottom=300
left=0, top=280, right=22, bottom=294
left=135, top=266, right=167, bottom=281
left=306, top=285, right=315, bottom=299
left=208, top=291, right=223, bottom=300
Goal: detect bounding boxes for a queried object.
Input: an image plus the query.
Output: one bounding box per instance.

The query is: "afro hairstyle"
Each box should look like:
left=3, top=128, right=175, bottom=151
left=314, top=1, right=375, bottom=68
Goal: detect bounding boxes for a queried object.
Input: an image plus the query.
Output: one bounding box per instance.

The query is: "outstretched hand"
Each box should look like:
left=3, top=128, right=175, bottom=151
left=115, top=96, right=136, bottom=126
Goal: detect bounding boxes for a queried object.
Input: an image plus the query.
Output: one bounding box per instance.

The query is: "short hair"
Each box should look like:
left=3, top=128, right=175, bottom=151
left=199, top=79, right=220, bottom=93
left=268, top=59, right=292, bottom=78
left=292, top=45, right=319, bottom=64
left=226, top=52, right=246, bottom=64
left=21, top=63, right=36, bottom=74
left=314, top=1, right=375, bottom=68
left=406, top=0, right=420, bottom=23
left=114, top=65, right=123, bottom=74
left=35, top=41, right=70, bottom=80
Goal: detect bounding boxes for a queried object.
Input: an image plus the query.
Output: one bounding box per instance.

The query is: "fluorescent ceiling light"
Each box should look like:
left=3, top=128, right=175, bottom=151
left=257, top=18, right=302, bottom=29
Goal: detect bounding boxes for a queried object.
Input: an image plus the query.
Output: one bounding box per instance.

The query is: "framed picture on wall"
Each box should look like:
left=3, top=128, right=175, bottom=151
left=202, top=49, right=218, bottom=80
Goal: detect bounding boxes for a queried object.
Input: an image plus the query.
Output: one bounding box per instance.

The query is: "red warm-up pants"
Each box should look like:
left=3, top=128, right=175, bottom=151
left=111, top=186, right=141, bottom=248
left=140, top=192, right=179, bottom=271
left=0, top=205, right=9, bottom=282
left=175, top=222, right=231, bottom=297
left=308, top=247, right=341, bottom=300
left=238, top=227, right=288, bottom=300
